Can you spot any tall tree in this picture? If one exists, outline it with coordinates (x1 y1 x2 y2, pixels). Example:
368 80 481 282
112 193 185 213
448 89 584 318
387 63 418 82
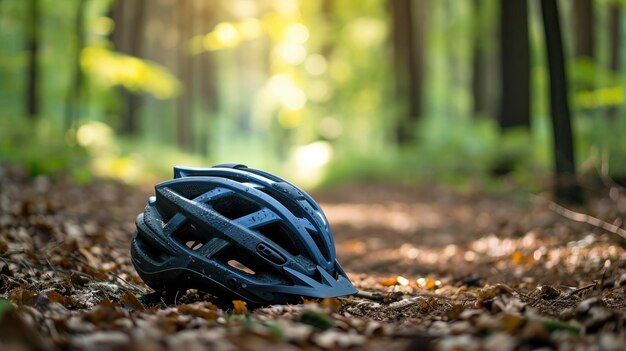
541 0 583 203
25 0 40 119
472 0 487 117
177 0 194 151
607 2 621 120
390 0 426 144
574 0 594 59
65 0 87 131
499 0 530 130
196 0 218 155
111 0 146 135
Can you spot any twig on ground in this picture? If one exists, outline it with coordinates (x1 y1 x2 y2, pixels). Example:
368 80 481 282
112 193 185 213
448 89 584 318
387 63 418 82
415 292 453 301
108 271 146 294
548 201 626 240
513 289 537 303
561 282 597 300
0 249 26 257
71 253 145 294
354 290 384 301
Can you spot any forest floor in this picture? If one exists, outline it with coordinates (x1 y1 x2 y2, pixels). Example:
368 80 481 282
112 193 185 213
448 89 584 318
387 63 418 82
1 165 626 351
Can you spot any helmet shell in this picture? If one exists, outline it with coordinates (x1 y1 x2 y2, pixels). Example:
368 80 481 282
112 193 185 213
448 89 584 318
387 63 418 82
130 164 356 305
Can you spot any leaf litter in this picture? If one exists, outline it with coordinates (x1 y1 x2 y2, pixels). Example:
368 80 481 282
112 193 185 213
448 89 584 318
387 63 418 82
1 166 626 350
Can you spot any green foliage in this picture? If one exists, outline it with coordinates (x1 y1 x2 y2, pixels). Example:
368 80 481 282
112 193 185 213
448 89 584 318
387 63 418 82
323 117 541 190
1 0 625 192
297 311 333 331
0 299 13 321
0 118 90 179
82 47 180 99
577 113 626 178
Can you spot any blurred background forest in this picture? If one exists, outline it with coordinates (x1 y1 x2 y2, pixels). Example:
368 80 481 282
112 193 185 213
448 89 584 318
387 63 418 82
0 0 625 197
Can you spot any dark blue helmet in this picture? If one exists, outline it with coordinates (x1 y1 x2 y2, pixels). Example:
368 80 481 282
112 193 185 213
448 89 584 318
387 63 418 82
130 163 356 305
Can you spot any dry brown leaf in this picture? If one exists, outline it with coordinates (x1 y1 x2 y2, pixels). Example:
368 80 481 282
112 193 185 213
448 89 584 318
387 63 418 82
78 247 101 266
178 302 219 320
80 263 107 280
25 250 40 264
8 287 38 306
511 250 523 265
47 290 77 307
379 276 398 286
417 277 441 290
500 314 525 332
322 298 342 312
478 284 514 301
0 237 8 254
0 307 50 350
119 292 144 311
84 299 127 328
511 250 534 266
445 304 466 320
232 300 248 314
301 297 317 304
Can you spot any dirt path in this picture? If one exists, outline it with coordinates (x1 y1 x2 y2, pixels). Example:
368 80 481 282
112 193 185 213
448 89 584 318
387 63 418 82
1 168 625 350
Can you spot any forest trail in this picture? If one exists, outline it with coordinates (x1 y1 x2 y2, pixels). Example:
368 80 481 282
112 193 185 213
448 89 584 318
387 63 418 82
1 167 625 350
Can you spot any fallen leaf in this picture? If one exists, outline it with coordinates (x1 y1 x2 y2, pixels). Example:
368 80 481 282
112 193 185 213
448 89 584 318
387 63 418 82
417 277 441 290
119 292 144 311
80 264 107 280
178 302 219 320
8 288 38 306
500 314 525 332
0 237 8 254
322 298 342 312
84 299 127 328
232 300 247 314
512 250 523 265
0 307 50 349
379 276 398 286
47 290 77 308
445 304 466 320
478 284 514 301
78 247 101 266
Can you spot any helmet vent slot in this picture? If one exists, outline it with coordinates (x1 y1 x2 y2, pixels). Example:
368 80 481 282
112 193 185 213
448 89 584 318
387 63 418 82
257 223 299 256
307 229 330 261
173 223 212 251
227 260 256 275
211 195 262 220
186 241 204 251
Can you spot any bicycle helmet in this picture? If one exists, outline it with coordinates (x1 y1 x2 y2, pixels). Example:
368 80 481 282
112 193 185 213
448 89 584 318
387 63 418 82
130 163 357 305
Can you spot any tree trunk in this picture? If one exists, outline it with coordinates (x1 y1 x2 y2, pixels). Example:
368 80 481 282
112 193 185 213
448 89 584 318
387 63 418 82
64 0 87 131
540 0 583 204
471 0 486 117
112 0 146 135
196 0 218 155
391 0 425 144
574 0 594 59
25 0 40 119
607 3 621 120
499 0 530 130
177 0 193 151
